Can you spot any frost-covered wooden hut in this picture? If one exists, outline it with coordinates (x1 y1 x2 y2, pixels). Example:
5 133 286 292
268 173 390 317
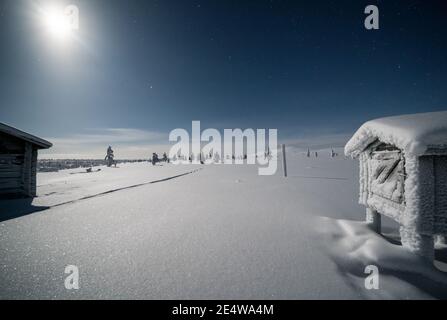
345 111 447 260
0 123 52 198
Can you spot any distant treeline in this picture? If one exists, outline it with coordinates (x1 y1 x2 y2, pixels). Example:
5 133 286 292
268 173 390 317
38 159 149 172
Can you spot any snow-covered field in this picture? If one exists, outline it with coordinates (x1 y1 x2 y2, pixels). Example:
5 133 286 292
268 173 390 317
1 151 446 299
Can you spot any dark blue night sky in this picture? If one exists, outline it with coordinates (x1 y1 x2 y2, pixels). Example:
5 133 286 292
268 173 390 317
0 0 446 157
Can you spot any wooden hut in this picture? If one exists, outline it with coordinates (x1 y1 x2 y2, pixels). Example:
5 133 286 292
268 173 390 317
345 111 447 260
0 123 52 198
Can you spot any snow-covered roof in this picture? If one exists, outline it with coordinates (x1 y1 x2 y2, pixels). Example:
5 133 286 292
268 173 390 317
0 122 52 149
345 111 447 158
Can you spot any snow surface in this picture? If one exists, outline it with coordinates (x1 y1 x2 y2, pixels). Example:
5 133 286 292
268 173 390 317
318 218 447 299
0 152 446 299
345 111 447 158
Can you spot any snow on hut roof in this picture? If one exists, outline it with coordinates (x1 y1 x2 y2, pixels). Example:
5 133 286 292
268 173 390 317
0 122 52 149
345 111 447 158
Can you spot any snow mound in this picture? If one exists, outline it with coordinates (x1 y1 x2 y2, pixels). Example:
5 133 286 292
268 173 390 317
345 111 447 158
317 217 447 299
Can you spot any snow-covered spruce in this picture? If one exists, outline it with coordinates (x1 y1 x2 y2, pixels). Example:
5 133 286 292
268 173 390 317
345 111 447 260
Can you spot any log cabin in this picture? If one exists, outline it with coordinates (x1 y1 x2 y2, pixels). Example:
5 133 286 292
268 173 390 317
345 111 447 261
0 123 52 198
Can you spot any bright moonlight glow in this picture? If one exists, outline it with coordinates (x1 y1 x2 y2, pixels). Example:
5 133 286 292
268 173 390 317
41 7 72 41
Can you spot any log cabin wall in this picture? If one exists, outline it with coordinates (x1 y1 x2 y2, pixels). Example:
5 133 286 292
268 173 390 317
22 142 33 197
0 131 26 197
31 147 37 196
434 156 447 235
413 155 447 236
416 156 436 235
